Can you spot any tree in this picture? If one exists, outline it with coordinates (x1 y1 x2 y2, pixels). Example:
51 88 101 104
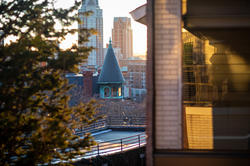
0 0 99 165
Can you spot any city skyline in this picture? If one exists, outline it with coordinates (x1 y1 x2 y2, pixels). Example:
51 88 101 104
57 0 147 56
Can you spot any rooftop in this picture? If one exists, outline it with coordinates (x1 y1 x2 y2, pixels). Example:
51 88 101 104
98 40 125 83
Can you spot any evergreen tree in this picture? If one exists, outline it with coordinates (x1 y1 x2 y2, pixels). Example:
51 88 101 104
0 0 99 165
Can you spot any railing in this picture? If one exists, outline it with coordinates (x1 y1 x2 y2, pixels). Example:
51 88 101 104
74 119 107 136
106 116 146 128
83 133 146 158
74 116 146 136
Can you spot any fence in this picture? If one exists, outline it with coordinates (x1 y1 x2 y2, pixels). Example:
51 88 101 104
74 115 146 136
74 119 108 136
83 133 146 158
106 116 146 128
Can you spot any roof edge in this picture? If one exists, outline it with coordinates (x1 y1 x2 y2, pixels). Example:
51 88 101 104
98 82 124 84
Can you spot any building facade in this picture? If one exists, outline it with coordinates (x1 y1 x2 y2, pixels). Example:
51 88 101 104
131 0 250 165
78 0 104 67
112 17 133 59
120 57 146 102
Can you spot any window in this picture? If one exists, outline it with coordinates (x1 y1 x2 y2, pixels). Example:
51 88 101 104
182 29 250 150
104 87 110 97
112 87 117 97
118 87 122 96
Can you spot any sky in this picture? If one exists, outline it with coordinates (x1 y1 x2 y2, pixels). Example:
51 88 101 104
57 0 147 56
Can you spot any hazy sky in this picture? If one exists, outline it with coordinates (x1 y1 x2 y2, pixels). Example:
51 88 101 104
57 0 147 55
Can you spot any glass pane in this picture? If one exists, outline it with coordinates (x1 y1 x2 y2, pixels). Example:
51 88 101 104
182 29 250 150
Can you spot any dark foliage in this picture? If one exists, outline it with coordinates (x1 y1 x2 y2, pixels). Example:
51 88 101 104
0 0 99 165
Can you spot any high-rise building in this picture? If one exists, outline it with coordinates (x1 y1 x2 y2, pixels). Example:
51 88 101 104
78 0 104 67
112 17 133 59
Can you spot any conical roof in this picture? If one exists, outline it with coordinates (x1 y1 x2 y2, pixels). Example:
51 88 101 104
98 40 125 83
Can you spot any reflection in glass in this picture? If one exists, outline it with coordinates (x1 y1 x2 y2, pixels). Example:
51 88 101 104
182 29 250 150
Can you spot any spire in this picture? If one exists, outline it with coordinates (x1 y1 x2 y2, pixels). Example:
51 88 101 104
109 38 112 48
98 41 125 83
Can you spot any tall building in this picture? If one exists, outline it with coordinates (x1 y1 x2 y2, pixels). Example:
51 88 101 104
78 0 104 67
112 17 133 59
131 1 250 166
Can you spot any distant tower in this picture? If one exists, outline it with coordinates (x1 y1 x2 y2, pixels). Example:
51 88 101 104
98 39 125 99
78 0 104 67
112 17 133 59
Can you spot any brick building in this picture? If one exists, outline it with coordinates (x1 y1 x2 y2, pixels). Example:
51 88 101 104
120 57 146 102
66 71 99 104
131 0 250 166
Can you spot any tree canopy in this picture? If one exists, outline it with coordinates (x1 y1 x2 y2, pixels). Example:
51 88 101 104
0 0 98 165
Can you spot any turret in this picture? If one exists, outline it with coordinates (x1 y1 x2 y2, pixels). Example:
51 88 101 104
98 39 125 99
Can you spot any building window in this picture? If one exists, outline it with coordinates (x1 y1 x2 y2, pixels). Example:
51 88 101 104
104 87 110 97
118 87 122 96
112 87 117 97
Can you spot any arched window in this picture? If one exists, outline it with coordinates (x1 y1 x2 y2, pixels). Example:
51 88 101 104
104 87 110 97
